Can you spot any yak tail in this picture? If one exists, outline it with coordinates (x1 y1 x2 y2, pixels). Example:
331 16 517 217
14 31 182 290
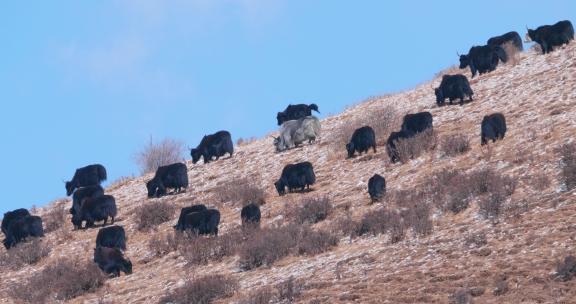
494 46 508 63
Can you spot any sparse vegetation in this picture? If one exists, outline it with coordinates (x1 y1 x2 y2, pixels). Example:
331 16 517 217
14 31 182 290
135 137 184 174
179 231 241 265
560 143 576 191
395 130 437 163
440 133 470 157
449 289 473 304
289 196 332 225
213 177 266 206
296 226 338 256
277 276 303 302
0 238 50 270
160 275 238 304
43 203 67 233
148 231 181 257
135 201 176 231
9 258 105 303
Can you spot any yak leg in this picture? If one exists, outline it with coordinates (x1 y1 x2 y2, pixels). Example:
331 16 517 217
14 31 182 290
373 145 377 153
111 216 115 224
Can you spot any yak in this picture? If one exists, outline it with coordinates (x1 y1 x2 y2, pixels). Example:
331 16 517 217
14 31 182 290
95 225 126 251
481 113 507 145
487 31 524 52
65 164 107 196
277 103 320 125
174 204 208 231
94 246 132 277
435 74 474 106
368 174 386 203
146 162 189 198
241 203 261 227
459 45 507 78
70 185 104 216
386 130 414 163
346 126 376 158
401 112 433 134
190 131 234 164
275 162 316 196
526 20 574 54
274 116 321 152
180 209 221 236
2 208 30 235
72 195 117 229
3 215 44 249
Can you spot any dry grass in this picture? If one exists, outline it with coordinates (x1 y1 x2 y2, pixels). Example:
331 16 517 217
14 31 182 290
296 226 338 256
395 130 437 163
135 137 184 174
440 133 471 157
179 231 242 266
0 238 51 270
502 41 521 66
213 177 266 206
43 203 67 233
560 143 576 191
237 136 258 147
8 258 105 303
134 201 176 231
147 231 181 257
555 255 576 281
106 175 135 192
288 196 333 225
160 275 238 304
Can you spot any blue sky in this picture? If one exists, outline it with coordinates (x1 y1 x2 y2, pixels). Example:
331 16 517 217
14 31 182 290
0 1 574 215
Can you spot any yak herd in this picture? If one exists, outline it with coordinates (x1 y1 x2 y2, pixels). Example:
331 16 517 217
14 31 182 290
1 20 573 278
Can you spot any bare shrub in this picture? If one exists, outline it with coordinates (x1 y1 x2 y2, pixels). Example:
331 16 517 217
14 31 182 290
465 232 488 248
148 231 180 257
135 137 184 174
395 130 437 163
333 215 362 239
529 173 551 191
556 255 576 281
180 231 241 266
479 192 506 219
277 276 303 302
43 204 67 233
161 275 238 304
296 227 338 256
449 289 473 304
239 287 275 304
134 201 176 231
403 202 433 236
214 177 266 206
289 197 333 225
330 105 399 151
239 225 299 270
560 143 576 191
440 134 470 157
1 238 50 270
9 258 105 303
358 209 405 242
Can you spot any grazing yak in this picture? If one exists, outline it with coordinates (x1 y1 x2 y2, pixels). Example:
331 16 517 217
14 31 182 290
174 204 208 231
178 209 221 236
2 208 30 235
275 162 316 196
241 203 261 227
459 45 507 78
190 131 234 164
94 246 132 277
487 31 524 52
3 215 44 249
435 74 474 106
274 116 321 152
146 162 188 198
346 126 376 158
386 130 414 163
65 164 107 196
401 112 433 134
368 174 386 203
481 113 507 145
72 195 117 229
96 225 126 251
526 20 574 54
277 104 320 125
70 185 104 216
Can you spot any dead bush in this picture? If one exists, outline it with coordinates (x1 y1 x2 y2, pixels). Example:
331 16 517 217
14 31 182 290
239 287 275 304
161 275 238 304
555 255 576 281
464 232 488 248
296 227 338 256
333 215 362 239
2 238 51 270
277 276 303 302
9 258 105 303
440 134 470 157
358 209 405 243
529 173 551 191
43 204 67 233
134 201 176 231
148 231 181 257
135 137 184 174
560 143 576 191
239 225 300 270
395 130 437 163
289 197 333 225
214 177 266 206
479 192 506 220
403 202 433 236
180 231 241 265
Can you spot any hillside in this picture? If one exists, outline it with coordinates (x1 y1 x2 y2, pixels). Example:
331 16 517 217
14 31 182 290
1 43 576 304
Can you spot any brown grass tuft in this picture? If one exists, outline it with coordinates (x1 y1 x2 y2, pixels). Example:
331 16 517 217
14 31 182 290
560 143 576 191
440 133 471 157
135 137 184 174
288 196 333 225
134 201 176 231
395 130 437 163
43 203 68 233
0 238 51 270
161 275 238 304
213 177 266 206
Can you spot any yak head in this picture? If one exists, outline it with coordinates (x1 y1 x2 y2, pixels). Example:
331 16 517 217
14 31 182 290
458 54 470 69
345 142 355 158
122 258 133 275
309 103 320 113
525 28 536 42
273 136 286 152
274 180 286 196
190 148 203 164
434 88 444 104
276 112 287 126
65 181 75 196
146 179 161 198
